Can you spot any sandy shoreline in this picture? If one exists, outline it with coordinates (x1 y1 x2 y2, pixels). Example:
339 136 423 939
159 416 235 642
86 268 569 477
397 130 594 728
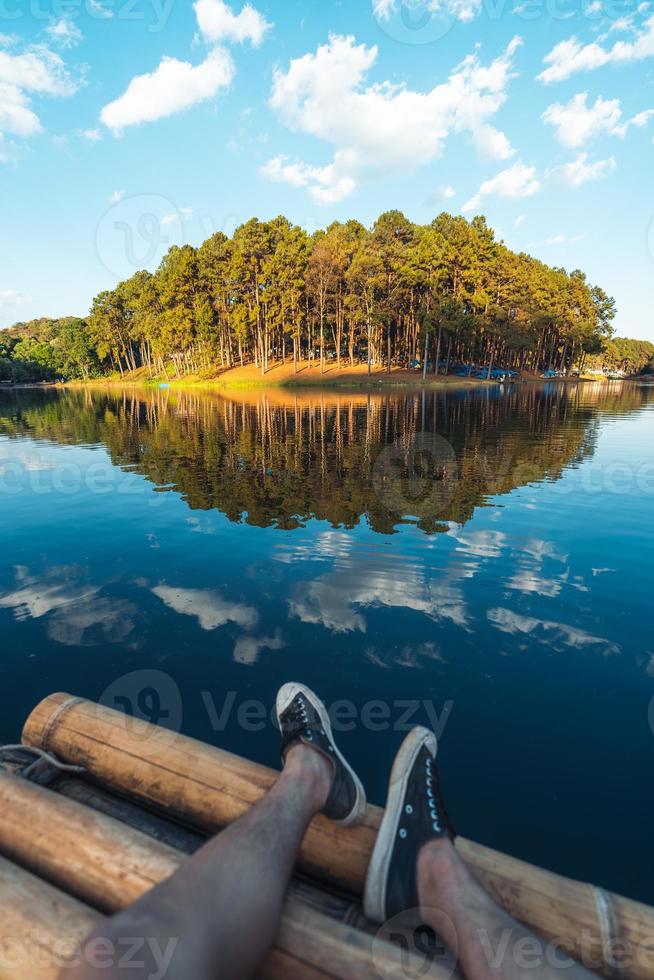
51 360 621 392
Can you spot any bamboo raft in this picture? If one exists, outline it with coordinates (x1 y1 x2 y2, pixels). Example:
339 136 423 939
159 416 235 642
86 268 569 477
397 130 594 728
0 693 652 979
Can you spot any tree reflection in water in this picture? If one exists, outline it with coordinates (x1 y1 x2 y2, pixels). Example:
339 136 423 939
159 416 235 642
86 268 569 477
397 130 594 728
0 382 646 533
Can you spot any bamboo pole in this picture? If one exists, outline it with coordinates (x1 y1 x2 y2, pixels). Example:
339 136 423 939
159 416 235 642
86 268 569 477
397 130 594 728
23 693 654 980
0 769 180 913
0 854 100 979
0 770 446 980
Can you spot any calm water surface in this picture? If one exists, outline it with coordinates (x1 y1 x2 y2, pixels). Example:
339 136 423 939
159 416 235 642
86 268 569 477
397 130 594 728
1 383 653 902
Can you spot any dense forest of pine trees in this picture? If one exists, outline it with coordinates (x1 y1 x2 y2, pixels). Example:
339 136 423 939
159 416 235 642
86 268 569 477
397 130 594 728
1 210 651 385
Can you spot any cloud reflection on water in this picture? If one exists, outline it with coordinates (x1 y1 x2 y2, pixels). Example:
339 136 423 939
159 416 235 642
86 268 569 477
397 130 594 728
0 566 137 647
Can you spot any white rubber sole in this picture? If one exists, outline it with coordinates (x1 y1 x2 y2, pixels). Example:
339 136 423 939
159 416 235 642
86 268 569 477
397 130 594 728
276 682 367 828
363 726 437 923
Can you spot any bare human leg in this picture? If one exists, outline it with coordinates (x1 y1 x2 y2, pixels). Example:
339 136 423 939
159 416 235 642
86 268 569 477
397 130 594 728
417 837 596 980
67 682 367 980
67 744 331 980
365 728 596 980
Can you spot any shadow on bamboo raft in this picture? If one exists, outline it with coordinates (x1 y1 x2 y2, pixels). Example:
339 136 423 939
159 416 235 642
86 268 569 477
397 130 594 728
0 692 651 979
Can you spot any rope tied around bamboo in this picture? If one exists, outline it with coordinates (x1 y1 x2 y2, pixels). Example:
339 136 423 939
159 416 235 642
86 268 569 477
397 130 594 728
0 744 86 780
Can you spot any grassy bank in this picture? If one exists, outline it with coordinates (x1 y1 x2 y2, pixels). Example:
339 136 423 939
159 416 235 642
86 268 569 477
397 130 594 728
64 361 597 391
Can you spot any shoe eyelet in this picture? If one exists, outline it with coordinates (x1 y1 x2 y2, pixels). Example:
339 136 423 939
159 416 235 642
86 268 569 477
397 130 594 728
405 804 413 815
399 828 407 839
426 777 432 788
432 820 441 833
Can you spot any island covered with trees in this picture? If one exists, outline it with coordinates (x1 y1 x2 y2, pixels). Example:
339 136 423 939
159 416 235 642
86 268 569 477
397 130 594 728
1 211 652 384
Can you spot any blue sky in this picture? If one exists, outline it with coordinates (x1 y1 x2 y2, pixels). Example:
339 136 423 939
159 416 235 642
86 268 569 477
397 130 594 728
1 0 652 339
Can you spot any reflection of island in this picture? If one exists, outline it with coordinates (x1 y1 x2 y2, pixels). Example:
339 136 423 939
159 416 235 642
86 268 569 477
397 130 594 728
0 383 648 534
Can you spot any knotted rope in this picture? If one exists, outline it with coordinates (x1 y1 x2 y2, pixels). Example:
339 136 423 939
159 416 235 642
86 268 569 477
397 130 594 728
0 744 86 779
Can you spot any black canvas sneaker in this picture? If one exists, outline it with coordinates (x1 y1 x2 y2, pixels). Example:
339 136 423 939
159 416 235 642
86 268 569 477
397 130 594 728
364 726 454 922
276 682 367 827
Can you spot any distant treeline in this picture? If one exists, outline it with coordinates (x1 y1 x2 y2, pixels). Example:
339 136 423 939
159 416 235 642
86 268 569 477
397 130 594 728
1 210 651 384
594 336 654 375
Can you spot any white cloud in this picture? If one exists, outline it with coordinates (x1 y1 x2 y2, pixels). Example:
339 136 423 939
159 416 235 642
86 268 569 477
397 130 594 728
0 45 76 95
543 92 620 146
487 607 620 656
629 108 654 128
261 155 356 204
0 83 42 137
373 0 482 24
538 13 654 83
79 127 102 141
0 43 77 154
0 567 136 648
288 553 471 634
194 0 272 46
607 14 636 33
514 213 526 226
161 208 193 226
449 528 507 558
100 47 234 134
545 232 585 244
46 17 83 49
263 34 521 203
547 151 617 187
463 160 540 212
233 630 284 665
88 0 114 17
424 182 457 207
152 585 258 631
0 288 31 308
543 91 654 147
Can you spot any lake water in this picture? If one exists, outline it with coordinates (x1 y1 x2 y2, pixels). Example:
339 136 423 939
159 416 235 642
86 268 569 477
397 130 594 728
1 382 653 904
